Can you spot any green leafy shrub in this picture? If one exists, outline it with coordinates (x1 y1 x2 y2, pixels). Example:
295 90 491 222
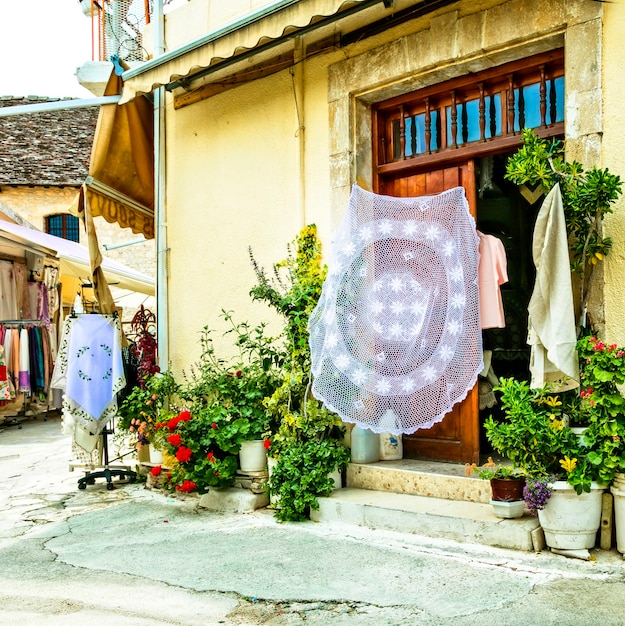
250 225 350 521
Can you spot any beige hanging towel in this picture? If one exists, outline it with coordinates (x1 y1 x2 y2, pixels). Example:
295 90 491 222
527 183 579 391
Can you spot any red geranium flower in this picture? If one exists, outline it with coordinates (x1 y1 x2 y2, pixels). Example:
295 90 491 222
167 417 180 432
211 422 218 429
176 446 193 463
263 439 271 449
207 451 216 463
167 433 182 446
151 465 162 477
178 410 192 421
176 479 197 493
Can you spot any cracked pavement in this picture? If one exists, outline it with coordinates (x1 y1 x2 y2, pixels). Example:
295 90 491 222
3 416 625 625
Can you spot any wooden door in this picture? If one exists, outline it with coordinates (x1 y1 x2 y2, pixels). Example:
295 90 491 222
377 162 479 464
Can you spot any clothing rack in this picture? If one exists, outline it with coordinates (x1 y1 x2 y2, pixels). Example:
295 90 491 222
0 319 57 429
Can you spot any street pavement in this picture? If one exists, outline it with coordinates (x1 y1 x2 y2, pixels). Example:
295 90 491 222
3 416 625 625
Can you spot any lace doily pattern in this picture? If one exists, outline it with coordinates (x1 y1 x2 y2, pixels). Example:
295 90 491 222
309 185 483 435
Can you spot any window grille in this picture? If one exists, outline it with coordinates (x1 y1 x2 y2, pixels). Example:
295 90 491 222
374 50 564 171
46 214 80 243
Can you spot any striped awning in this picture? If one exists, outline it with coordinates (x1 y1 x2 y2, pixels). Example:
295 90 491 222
119 0 395 104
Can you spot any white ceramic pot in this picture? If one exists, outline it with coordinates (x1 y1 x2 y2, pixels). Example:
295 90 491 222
150 447 164 464
537 480 605 550
239 439 267 473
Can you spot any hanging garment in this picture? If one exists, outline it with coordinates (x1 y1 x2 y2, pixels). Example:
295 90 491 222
0 260 18 320
51 314 125 437
0 345 11 401
477 231 508 329
527 183 579 391
308 184 483 435
18 327 30 394
14 263 28 320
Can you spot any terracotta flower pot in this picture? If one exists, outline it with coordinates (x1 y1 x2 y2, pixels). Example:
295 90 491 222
490 477 526 502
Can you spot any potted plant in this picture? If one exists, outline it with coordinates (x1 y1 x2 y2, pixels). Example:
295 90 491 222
484 377 605 550
569 334 625 554
250 225 350 521
170 311 283 486
116 369 180 462
469 458 526 518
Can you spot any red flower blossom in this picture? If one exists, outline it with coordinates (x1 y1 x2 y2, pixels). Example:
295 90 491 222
178 410 192 421
176 446 193 463
176 479 197 493
167 433 182 446
263 439 271 449
151 465 162 477
211 422 218 429
235 370 242 378
167 417 180 432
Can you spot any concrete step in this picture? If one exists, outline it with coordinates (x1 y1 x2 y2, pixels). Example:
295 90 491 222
347 459 492 503
311 487 543 552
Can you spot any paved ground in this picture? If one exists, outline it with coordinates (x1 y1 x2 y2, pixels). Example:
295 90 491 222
3 416 625 625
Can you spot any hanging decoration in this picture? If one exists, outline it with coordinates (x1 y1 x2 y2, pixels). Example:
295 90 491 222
308 184 482 435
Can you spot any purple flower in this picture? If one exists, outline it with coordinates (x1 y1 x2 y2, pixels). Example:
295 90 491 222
523 476 555 515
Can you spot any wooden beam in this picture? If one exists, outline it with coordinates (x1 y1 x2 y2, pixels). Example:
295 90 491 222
174 52 294 110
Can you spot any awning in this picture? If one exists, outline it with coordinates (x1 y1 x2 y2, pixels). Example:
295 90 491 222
72 70 155 238
0 220 155 296
119 0 395 104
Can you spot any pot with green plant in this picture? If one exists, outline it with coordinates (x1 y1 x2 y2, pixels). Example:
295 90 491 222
572 334 625 553
470 458 526 518
176 311 283 480
116 369 180 463
484 377 605 550
250 225 350 521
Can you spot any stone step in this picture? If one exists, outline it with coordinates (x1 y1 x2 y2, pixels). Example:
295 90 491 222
347 460 492 504
311 487 543 552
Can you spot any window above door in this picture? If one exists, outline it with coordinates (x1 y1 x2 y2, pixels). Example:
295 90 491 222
373 49 564 177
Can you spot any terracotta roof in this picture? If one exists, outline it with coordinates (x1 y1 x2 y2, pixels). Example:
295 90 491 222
0 96 99 187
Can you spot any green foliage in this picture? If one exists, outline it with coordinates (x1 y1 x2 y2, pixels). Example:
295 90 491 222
158 410 241 492
268 438 350 522
505 128 622 324
471 460 524 480
575 334 625 484
116 370 180 448
249 225 332 434
250 225 350 521
178 310 283 441
483 378 594 494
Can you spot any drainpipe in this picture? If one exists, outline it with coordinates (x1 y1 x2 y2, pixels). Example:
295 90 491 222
293 36 306 230
154 0 169 371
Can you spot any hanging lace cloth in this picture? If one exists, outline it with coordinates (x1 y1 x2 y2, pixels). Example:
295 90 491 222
51 313 126 438
309 184 483 435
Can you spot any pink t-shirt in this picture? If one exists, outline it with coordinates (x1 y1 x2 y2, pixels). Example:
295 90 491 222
478 231 508 329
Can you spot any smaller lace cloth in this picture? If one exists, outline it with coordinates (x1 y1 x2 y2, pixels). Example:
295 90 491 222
308 185 483 435
51 314 125 437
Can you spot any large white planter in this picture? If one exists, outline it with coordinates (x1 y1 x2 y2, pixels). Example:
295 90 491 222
537 480 605 550
239 440 267 473
611 473 625 553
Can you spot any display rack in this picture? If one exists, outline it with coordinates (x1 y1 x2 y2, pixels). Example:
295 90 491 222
77 422 137 490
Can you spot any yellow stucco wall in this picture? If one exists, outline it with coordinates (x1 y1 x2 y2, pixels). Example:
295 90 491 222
158 0 625 374
166 68 307 370
601 2 625 345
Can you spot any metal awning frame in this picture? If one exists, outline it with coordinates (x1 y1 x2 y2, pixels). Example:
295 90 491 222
122 0 394 94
